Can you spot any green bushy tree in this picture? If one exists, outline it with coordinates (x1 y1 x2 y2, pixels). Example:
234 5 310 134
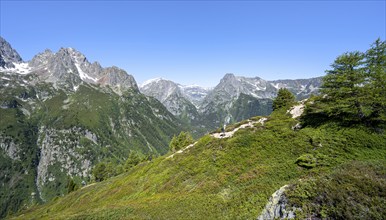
272 88 295 111
364 39 386 125
92 162 117 182
321 51 366 122
169 131 194 152
66 177 78 193
125 151 141 170
303 39 386 127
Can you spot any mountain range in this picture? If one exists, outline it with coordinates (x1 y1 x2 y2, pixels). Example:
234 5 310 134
140 73 321 132
1 36 321 217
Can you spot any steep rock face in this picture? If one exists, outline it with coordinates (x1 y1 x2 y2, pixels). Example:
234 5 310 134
0 37 23 68
36 126 95 201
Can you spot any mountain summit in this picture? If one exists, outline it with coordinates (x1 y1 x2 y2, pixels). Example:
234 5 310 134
0 36 23 68
27 47 139 92
140 78 201 126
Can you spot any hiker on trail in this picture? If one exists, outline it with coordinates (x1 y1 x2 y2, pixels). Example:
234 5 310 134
221 124 226 137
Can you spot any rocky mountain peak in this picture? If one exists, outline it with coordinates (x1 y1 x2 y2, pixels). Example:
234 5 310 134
140 78 182 103
20 46 138 92
0 36 23 68
98 66 139 92
221 73 237 83
29 49 54 67
57 47 86 63
139 78 200 117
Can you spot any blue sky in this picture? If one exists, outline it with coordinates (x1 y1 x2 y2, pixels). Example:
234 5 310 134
1 1 385 87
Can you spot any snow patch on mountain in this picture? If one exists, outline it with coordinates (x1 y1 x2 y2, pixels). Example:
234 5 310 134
75 63 97 82
0 62 32 74
141 78 164 88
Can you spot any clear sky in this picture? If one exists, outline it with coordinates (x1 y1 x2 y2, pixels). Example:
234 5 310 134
1 1 385 87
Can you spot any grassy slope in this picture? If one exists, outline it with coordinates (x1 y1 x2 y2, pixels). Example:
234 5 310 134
11 110 386 219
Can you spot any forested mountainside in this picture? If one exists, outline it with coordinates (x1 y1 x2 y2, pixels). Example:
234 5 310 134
0 37 182 217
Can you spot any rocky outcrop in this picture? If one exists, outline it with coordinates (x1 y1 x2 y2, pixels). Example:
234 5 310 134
36 126 96 201
257 185 299 220
0 36 23 68
288 100 307 119
0 134 20 160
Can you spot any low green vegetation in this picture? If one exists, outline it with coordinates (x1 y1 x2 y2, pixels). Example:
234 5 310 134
286 161 386 219
92 151 154 182
10 110 386 219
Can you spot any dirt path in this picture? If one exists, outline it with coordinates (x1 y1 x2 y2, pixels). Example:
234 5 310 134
166 142 198 159
166 117 268 159
211 117 267 139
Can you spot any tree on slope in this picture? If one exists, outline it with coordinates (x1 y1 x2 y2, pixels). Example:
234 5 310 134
364 38 386 126
125 151 141 170
169 131 194 152
272 88 295 111
303 39 386 127
321 51 366 123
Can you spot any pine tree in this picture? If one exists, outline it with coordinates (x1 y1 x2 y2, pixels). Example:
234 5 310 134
321 51 366 123
364 38 386 125
303 39 386 128
92 162 107 182
272 88 295 111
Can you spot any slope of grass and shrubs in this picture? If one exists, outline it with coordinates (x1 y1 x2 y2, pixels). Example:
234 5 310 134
8 39 386 219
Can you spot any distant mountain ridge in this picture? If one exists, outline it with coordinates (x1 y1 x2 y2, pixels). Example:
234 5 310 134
141 73 322 130
140 78 211 107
